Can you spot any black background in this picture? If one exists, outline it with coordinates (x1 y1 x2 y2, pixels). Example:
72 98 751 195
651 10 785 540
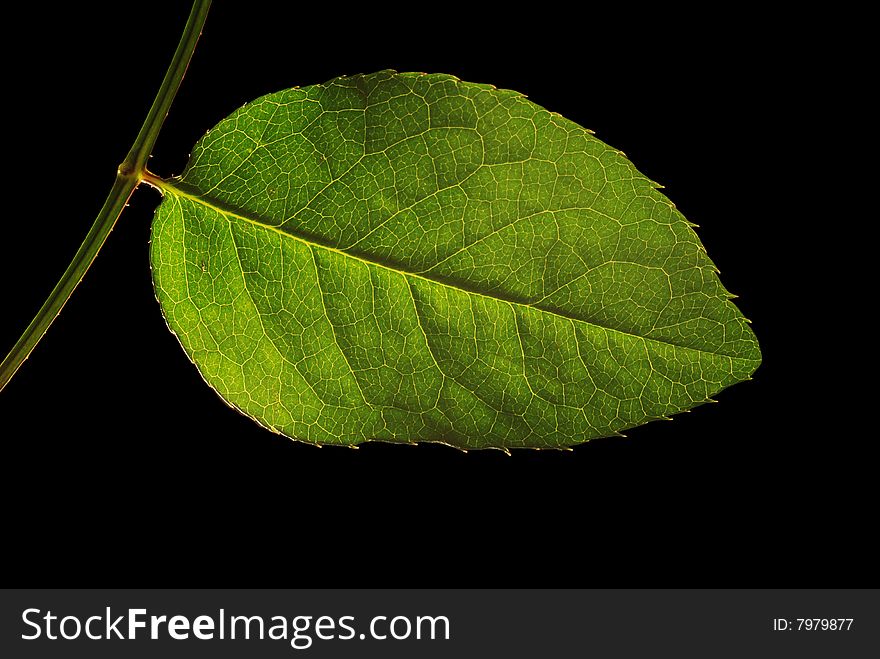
1 3 866 585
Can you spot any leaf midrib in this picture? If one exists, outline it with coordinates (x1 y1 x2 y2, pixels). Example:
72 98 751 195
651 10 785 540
157 178 754 363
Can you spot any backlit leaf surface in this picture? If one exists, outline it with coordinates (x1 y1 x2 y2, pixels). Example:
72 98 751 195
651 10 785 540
150 71 760 448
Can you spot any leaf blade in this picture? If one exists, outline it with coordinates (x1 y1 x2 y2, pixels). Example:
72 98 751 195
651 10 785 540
150 71 759 448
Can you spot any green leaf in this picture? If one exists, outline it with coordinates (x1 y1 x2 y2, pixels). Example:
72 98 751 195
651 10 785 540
149 70 760 449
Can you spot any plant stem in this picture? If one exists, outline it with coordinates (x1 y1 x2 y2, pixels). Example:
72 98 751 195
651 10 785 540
0 0 211 392
0 0 211 390
120 0 212 179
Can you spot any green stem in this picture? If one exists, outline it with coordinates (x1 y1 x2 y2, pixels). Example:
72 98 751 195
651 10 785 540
0 0 211 392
